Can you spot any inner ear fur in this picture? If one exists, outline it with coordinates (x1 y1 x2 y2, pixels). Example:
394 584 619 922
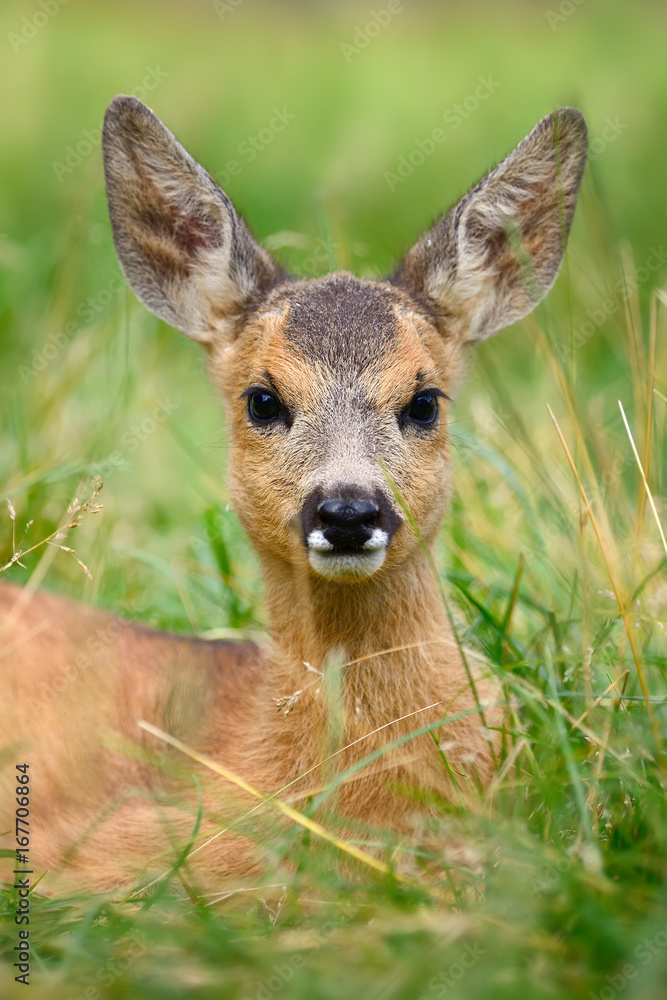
102 95 279 343
393 107 588 341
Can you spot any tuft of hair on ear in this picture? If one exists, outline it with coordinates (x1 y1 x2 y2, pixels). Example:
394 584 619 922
102 95 280 343
393 107 588 341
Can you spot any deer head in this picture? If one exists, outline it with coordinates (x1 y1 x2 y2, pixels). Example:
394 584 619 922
102 97 587 584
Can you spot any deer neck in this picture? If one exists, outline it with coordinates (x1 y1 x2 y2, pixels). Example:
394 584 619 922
261 548 460 724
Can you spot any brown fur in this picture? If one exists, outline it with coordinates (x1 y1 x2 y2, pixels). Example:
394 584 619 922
0 99 587 892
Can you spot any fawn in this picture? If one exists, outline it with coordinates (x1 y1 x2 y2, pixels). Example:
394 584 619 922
0 99 587 892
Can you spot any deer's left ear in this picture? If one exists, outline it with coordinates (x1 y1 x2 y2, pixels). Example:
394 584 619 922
393 108 588 341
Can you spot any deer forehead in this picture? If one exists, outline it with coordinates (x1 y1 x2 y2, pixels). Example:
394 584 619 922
224 273 446 409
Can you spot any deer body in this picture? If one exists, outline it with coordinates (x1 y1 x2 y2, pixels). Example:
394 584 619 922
0 99 587 891
1 520 493 890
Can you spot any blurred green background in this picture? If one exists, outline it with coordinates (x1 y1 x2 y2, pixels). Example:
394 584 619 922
1 2 667 999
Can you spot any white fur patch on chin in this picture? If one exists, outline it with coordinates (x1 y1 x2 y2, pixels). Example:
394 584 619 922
308 547 386 580
307 529 333 552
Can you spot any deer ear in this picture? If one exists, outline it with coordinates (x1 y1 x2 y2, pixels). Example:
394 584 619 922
102 95 279 343
394 108 588 341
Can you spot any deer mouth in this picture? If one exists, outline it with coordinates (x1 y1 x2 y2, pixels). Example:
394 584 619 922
306 527 388 580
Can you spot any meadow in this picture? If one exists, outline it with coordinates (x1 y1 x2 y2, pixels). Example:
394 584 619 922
1 1 666 997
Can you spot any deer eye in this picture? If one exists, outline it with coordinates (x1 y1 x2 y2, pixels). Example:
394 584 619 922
248 389 281 423
405 391 439 426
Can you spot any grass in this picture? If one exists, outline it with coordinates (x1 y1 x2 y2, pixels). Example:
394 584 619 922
1 1 666 997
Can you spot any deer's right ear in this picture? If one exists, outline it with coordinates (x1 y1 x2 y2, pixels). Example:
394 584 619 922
102 96 279 343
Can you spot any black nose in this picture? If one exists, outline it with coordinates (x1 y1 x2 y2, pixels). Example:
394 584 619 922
301 486 400 556
317 498 380 529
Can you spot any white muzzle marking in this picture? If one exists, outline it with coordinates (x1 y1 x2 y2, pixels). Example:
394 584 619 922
307 529 333 553
362 527 388 551
306 527 387 580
